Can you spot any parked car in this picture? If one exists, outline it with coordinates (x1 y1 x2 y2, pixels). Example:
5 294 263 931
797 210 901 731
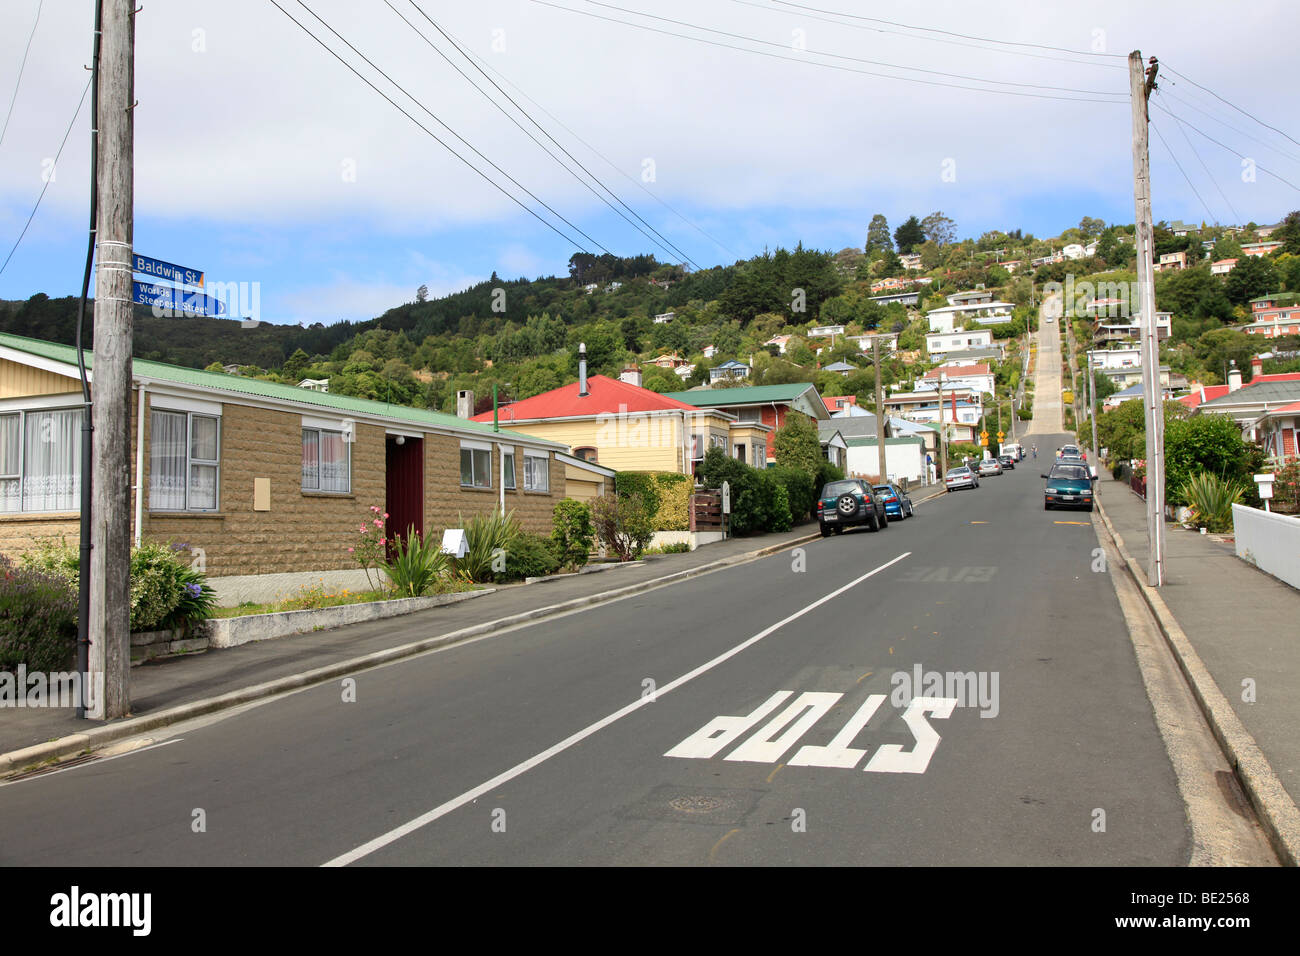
1057 443 1083 459
817 478 889 536
945 466 979 491
1042 461 1095 511
873 482 914 519
997 454 1016 470
977 458 1003 477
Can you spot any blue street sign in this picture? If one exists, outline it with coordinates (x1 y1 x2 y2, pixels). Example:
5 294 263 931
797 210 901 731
133 281 226 317
132 253 203 288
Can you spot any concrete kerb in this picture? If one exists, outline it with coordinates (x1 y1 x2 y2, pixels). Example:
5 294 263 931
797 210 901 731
0 528 822 778
1095 493 1300 867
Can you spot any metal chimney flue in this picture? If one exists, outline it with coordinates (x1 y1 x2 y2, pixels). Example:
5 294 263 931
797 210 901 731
578 342 588 396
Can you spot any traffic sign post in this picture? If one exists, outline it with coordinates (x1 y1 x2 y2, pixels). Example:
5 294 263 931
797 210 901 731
132 253 203 288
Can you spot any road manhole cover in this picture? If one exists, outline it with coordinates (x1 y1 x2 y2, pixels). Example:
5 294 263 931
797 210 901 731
620 784 762 826
669 795 726 814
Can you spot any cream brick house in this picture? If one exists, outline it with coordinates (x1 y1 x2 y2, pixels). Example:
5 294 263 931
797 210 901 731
0 333 566 602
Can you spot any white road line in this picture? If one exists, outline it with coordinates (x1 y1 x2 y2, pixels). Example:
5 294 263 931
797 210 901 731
322 550 912 867
0 737 184 787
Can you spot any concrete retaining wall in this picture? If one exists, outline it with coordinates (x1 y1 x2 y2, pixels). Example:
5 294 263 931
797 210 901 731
200 588 494 648
649 530 725 551
1233 504 1300 590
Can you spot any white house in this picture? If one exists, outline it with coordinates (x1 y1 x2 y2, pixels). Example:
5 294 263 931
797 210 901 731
926 301 1015 333
709 359 752 383
1062 243 1087 260
850 331 899 353
765 335 792 355
652 312 675 324
916 363 995 398
926 329 994 358
946 289 993 307
807 324 846 339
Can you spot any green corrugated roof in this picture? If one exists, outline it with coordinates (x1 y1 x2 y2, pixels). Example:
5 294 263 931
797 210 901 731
844 436 925 447
661 383 816 405
0 332 563 447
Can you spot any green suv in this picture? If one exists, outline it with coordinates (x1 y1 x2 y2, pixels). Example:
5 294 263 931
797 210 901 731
817 479 889 536
1042 461 1095 511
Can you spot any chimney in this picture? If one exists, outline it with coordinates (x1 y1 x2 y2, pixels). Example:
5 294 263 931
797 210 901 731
1250 356 1263 381
1227 360 1242 393
456 389 475 419
578 342 588 397
619 364 642 388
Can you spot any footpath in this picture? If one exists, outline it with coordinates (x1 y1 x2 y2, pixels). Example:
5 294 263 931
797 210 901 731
1095 476 1300 865
3 486 948 774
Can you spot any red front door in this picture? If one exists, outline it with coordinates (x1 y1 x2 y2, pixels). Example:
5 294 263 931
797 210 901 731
385 436 424 548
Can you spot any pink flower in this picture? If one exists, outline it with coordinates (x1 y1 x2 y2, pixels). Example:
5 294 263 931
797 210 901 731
382 512 389 519
347 547 354 553
360 525 367 532
373 518 383 527
379 537 386 546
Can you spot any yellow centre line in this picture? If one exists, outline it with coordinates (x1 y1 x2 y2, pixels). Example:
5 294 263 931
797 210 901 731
1054 520 1090 525
708 828 740 862
766 763 786 783
855 670 873 684
970 520 988 524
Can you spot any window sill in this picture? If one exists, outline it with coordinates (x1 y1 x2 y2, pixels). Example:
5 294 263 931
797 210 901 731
301 491 355 499
521 488 552 495
149 511 225 519
0 511 80 522
459 485 495 493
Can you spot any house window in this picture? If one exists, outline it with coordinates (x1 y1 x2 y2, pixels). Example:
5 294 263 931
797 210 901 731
302 427 350 493
503 450 516 489
573 446 598 463
523 453 549 492
735 443 746 463
151 410 220 511
689 434 705 474
460 442 491 488
0 408 83 513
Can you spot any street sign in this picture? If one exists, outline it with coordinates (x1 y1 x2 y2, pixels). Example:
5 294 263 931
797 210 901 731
721 480 731 514
980 430 989 440
997 431 1005 440
132 281 226 317
132 253 203 288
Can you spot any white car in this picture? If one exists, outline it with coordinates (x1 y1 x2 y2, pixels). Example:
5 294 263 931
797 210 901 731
945 466 979 491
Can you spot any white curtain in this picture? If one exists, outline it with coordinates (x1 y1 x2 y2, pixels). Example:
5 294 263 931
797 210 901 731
302 429 320 489
22 408 82 512
0 413 21 512
150 410 188 510
321 431 348 492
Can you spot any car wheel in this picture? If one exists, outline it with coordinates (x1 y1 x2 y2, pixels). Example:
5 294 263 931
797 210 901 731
833 525 844 535
820 523 832 538
1086 503 1094 512
1044 501 1051 510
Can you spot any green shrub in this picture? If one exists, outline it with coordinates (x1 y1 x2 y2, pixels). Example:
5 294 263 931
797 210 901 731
455 509 521 582
1164 413 1252 505
0 555 78 672
1179 472 1247 533
650 472 691 531
19 538 215 633
772 414 824 479
613 472 662 516
772 466 815 522
591 492 656 561
551 499 595 571
696 448 791 534
502 532 561 580
383 526 450 597
815 459 845 489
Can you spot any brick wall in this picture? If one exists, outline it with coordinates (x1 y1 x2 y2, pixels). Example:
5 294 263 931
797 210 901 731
0 393 564 576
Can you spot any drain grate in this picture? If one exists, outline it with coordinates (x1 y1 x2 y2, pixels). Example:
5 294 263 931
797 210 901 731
7 752 100 782
620 784 762 826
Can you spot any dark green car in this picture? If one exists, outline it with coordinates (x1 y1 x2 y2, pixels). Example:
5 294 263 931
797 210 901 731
1042 461 1095 511
817 479 888 536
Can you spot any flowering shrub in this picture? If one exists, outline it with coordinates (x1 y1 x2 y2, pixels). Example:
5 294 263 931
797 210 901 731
348 505 390 591
0 554 79 671
17 539 215 634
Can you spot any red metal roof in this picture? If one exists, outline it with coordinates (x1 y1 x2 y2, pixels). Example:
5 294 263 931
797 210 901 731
469 374 700 423
1178 372 1300 409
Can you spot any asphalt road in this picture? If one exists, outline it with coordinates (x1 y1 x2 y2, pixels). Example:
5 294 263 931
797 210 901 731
0 445 1195 866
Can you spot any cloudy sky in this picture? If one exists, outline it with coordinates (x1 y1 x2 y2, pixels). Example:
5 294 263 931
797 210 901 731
1 0 1297 325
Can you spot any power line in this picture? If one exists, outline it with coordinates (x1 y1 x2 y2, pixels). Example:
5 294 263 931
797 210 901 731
0 74 90 280
729 0 1124 70
0 0 43 149
529 1 1128 105
1157 84 1300 167
566 0 1126 97
1164 95 1242 225
772 0 1128 60
453 39 741 260
271 0 603 253
1153 102 1300 194
391 0 702 271
1161 63 1300 149
1150 116 1217 225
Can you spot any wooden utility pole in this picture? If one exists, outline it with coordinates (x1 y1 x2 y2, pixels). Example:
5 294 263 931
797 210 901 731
88 0 135 719
873 336 887 482
937 371 947 481
1089 351 1100 464
1130 50 1165 587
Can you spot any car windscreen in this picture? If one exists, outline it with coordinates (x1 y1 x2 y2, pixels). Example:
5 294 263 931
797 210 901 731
872 485 893 494
1050 465 1089 481
822 481 860 496
948 467 969 476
